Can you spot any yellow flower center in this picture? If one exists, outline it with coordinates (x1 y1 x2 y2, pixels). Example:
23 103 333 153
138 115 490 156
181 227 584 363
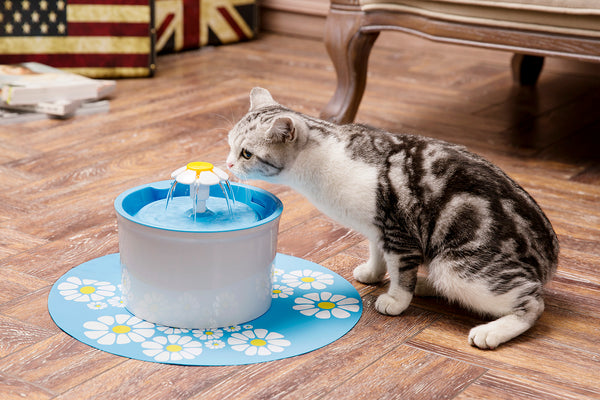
205 331 213 336
300 277 315 283
318 301 335 310
250 339 267 347
166 344 183 352
112 325 131 334
79 286 96 294
186 161 213 178
272 289 282 294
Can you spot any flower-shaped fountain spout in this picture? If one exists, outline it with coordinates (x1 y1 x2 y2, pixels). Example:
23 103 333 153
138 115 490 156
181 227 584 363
170 162 230 214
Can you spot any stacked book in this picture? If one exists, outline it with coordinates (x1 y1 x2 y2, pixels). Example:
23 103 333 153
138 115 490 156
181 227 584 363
0 62 116 124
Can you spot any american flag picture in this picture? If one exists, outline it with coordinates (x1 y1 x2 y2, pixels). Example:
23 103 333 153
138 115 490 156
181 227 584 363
0 0 155 78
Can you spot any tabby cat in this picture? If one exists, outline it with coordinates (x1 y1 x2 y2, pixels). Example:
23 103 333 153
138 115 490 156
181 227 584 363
226 88 559 349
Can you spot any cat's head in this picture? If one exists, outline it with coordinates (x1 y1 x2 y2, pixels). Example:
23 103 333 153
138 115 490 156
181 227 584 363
226 87 307 182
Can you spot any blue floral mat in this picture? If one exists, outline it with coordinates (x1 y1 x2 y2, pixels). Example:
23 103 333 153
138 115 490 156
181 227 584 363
48 253 362 365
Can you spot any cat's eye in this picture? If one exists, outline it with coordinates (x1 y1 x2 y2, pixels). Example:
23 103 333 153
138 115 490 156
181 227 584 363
240 149 253 160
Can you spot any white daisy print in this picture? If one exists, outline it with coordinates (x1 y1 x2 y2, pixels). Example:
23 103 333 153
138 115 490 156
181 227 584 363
272 284 293 299
281 269 334 290
157 326 190 335
228 329 291 356
142 335 203 362
58 277 116 302
83 314 155 345
108 296 126 308
87 302 107 310
205 339 226 350
223 325 242 333
192 328 224 340
293 292 360 319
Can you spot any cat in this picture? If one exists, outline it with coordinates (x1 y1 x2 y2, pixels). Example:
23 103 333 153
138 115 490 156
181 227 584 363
226 87 559 349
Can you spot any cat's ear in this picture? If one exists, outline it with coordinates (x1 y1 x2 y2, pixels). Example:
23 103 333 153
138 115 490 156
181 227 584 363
266 116 296 143
249 87 276 111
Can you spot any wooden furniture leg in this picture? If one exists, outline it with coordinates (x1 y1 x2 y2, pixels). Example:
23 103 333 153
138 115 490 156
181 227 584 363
512 54 545 86
320 8 379 124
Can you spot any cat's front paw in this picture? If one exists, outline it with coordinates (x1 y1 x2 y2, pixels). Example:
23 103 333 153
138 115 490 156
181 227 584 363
375 293 411 316
353 263 385 284
468 324 503 350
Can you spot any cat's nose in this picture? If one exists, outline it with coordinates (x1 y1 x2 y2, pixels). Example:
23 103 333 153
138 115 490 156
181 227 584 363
227 162 234 170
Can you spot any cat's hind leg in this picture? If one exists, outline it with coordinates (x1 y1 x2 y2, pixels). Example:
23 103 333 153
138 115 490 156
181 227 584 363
353 241 387 284
468 292 544 349
375 250 421 315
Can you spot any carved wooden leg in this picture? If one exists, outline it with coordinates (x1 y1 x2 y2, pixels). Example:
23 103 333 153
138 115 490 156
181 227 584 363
511 54 545 86
320 8 379 124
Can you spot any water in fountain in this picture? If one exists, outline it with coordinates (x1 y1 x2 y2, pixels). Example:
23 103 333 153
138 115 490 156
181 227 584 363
137 173 257 231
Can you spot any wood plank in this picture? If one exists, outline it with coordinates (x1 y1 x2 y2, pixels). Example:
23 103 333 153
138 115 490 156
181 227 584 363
406 315 600 398
457 371 597 400
0 334 126 394
324 345 485 399
0 373 55 400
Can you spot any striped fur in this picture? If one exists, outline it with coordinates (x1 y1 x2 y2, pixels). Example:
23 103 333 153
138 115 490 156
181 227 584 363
226 88 559 349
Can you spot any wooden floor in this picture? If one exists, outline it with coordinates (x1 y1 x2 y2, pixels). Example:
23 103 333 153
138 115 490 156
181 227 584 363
1 32 599 399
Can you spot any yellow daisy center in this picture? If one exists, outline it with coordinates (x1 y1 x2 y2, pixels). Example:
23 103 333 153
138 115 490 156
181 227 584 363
318 301 335 310
79 286 96 294
166 344 183 352
300 277 315 283
272 289 282 294
112 325 131 334
250 339 267 347
186 161 213 178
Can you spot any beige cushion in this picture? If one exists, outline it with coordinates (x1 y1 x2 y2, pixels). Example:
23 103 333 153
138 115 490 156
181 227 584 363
360 0 600 37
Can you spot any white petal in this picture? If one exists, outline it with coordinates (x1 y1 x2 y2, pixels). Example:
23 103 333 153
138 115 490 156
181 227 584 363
82 279 97 285
300 308 319 316
128 332 145 343
116 334 131 344
134 329 156 338
257 347 271 356
176 169 197 185
98 333 116 345
153 336 168 345
315 310 331 319
170 352 183 361
267 345 285 353
143 349 161 357
83 321 108 331
228 337 247 346
339 305 360 313
231 344 249 352
74 295 90 302
114 314 130 325
155 352 170 362
142 341 163 350
331 308 351 319
98 316 115 325
337 298 359 306
66 277 83 285
212 166 229 180
184 347 203 356
267 339 291 347
198 171 220 186
304 293 321 301
171 165 187 178
57 282 78 290
265 332 284 340
254 329 268 339
245 346 258 356
84 330 106 340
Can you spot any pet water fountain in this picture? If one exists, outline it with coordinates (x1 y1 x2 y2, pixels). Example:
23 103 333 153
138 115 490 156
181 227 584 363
114 162 283 329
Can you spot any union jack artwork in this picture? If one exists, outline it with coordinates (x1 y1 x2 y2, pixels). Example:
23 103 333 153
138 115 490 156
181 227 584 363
0 0 156 78
155 0 256 54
